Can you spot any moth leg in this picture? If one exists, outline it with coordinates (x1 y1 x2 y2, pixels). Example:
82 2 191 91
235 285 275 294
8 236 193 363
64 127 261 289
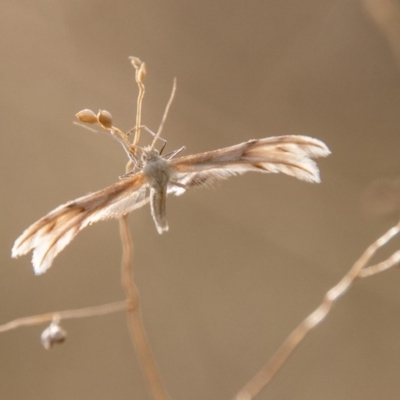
119 169 138 179
163 146 186 160
119 158 141 179
156 140 167 155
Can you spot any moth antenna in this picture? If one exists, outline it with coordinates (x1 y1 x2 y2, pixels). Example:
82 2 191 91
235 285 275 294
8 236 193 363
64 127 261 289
151 78 177 150
128 125 168 151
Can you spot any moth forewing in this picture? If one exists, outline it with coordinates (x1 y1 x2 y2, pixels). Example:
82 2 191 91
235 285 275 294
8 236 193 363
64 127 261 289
12 173 149 274
168 135 330 188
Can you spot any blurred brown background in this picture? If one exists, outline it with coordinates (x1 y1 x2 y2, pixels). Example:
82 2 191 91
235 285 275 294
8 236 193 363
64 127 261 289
2 1 400 399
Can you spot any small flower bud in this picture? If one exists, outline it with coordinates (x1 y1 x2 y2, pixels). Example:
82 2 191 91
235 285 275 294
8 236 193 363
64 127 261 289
41 322 67 350
75 109 97 124
97 109 113 129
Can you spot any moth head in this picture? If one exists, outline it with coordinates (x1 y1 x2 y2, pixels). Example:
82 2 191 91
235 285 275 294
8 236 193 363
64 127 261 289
141 147 159 163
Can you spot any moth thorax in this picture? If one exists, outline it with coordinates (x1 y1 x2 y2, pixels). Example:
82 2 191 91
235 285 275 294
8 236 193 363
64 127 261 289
142 155 171 190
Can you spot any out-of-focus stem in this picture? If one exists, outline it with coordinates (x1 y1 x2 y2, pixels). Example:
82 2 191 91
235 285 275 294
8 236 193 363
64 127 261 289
119 215 171 400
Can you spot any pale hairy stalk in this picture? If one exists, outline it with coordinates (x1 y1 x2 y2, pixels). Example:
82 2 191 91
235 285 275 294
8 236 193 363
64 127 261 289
129 57 146 147
363 0 400 70
234 220 400 400
119 213 171 400
0 301 127 333
134 81 145 147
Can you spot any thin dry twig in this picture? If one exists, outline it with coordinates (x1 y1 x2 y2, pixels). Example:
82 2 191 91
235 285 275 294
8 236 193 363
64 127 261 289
234 220 400 400
0 301 128 333
130 56 146 147
359 249 400 277
119 214 171 400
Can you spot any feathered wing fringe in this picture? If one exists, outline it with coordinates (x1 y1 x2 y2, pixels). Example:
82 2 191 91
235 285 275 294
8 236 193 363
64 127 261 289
169 136 330 192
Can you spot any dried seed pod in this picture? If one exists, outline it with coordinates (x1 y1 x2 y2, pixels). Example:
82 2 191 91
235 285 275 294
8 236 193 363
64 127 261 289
97 109 113 129
75 109 98 124
41 322 67 350
129 56 143 69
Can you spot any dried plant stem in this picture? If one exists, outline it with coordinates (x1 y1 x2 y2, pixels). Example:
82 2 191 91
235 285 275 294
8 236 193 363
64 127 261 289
358 249 400 277
0 301 127 333
134 81 145 147
234 221 400 400
363 0 400 70
129 57 146 147
119 214 171 400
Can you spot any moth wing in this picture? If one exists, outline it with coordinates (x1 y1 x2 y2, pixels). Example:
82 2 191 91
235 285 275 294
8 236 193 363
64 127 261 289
168 135 330 194
12 173 149 274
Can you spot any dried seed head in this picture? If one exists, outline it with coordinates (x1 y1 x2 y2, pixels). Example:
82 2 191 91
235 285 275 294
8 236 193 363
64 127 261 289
129 56 143 69
75 109 98 124
41 322 67 350
97 109 113 129
129 56 146 83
